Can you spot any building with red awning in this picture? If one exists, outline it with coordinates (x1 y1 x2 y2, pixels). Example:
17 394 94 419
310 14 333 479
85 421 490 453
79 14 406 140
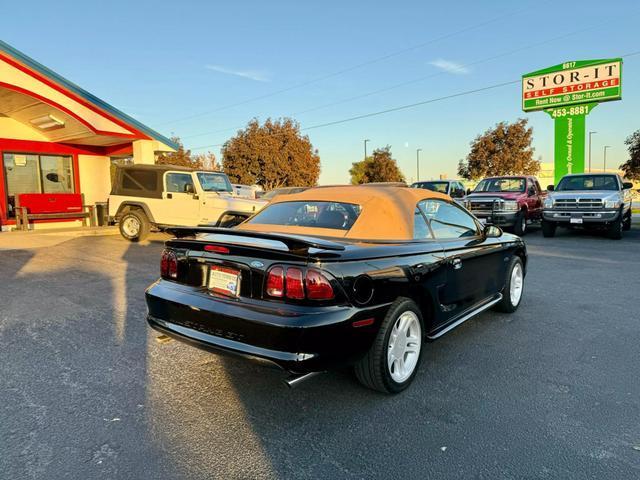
0 40 177 230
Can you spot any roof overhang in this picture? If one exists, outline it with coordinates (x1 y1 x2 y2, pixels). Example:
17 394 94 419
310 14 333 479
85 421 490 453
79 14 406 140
0 40 178 150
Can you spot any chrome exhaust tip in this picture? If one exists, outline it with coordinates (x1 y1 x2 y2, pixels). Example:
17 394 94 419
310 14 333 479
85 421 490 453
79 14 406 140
283 371 322 388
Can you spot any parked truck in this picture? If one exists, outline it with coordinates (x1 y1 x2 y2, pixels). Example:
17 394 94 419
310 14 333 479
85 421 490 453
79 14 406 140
464 176 545 236
542 173 633 239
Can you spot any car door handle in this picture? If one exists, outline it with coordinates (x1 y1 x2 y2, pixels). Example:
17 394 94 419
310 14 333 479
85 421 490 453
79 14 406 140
451 258 462 270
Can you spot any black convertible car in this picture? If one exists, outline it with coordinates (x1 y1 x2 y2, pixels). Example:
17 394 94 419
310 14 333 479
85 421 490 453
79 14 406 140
146 185 527 393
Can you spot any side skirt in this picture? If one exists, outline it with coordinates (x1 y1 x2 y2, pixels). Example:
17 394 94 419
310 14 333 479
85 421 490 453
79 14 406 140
427 293 503 340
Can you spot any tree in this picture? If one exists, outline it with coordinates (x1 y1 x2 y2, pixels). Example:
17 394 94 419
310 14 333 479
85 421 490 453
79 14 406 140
349 157 369 184
458 119 539 180
192 151 219 171
221 118 320 190
156 136 204 169
350 146 404 184
620 130 640 180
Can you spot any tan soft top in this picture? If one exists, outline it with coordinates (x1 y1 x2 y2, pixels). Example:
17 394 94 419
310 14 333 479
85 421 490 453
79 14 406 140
236 185 450 240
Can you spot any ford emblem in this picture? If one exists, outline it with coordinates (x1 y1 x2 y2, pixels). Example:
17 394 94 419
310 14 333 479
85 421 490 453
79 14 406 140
250 261 264 269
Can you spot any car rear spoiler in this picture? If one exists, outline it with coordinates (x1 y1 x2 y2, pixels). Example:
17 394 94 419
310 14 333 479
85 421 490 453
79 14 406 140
166 227 346 252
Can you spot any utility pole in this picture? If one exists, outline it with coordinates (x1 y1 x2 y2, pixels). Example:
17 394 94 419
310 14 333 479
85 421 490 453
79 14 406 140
416 148 422 181
363 139 370 160
588 131 597 172
603 145 612 172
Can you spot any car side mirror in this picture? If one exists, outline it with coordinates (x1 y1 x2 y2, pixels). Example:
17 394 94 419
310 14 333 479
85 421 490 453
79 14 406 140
547 185 555 191
184 183 195 194
622 181 633 189
527 187 535 196
484 224 502 238
466 188 472 195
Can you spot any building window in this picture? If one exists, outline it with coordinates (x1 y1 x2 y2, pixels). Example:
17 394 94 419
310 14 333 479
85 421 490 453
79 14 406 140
3 153 74 217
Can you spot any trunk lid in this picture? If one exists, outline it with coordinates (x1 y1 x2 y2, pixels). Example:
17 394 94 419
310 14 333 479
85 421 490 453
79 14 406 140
166 228 348 301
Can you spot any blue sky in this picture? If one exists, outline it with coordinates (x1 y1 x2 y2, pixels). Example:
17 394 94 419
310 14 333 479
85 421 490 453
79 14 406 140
3 0 639 183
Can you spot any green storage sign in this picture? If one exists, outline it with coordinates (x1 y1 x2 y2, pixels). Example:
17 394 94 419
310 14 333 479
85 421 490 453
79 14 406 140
522 59 622 112
522 59 622 183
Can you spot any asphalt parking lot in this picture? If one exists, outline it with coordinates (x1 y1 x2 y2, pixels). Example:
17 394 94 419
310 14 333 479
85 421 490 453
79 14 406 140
2 226 640 480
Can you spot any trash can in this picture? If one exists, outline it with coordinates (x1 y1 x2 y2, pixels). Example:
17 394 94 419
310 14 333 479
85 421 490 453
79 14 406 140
95 202 108 226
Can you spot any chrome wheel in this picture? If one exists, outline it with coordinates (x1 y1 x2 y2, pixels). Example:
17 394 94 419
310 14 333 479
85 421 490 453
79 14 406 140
510 262 524 306
122 216 140 237
387 311 422 383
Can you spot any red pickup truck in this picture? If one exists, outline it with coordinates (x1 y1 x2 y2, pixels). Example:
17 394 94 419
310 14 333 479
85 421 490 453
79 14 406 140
464 176 546 235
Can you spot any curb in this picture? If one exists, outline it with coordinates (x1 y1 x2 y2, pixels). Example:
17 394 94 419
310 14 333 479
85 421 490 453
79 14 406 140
2 226 119 237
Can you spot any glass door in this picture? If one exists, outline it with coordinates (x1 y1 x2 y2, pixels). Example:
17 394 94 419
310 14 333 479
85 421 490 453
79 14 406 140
3 153 41 218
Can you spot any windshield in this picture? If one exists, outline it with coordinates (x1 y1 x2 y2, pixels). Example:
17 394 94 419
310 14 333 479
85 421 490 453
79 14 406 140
196 172 232 193
412 181 449 194
556 175 618 191
247 201 362 230
474 178 525 193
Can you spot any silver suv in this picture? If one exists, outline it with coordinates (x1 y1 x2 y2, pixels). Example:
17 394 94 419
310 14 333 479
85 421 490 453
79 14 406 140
542 173 633 239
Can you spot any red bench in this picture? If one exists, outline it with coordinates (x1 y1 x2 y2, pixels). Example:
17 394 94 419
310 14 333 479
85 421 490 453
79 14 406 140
14 193 95 231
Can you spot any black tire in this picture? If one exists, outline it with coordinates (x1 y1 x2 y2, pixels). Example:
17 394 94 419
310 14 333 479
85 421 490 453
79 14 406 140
354 298 424 394
541 220 556 238
495 256 525 313
119 210 150 242
607 217 623 240
513 210 527 236
622 210 632 231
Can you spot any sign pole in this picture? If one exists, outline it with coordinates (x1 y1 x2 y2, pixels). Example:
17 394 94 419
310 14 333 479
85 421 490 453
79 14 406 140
544 103 597 184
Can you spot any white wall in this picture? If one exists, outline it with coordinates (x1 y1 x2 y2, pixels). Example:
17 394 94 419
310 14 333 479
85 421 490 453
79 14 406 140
78 154 111 205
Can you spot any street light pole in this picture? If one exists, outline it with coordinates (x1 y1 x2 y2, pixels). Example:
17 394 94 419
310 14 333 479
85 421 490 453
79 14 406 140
364 139 370 160
416 148 422 182
603 145 612 172
588 131 597 172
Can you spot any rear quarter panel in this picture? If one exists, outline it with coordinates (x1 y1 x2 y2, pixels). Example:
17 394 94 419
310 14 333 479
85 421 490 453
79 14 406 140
317 241 449 331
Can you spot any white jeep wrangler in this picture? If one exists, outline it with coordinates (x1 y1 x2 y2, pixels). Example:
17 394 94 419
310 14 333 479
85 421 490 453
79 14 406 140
109 164 266 241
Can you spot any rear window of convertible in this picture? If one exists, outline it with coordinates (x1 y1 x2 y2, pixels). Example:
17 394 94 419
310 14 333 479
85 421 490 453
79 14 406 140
246 201 362 230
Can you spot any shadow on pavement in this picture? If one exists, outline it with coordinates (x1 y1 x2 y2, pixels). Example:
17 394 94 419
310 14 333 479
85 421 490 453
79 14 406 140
0 235 174 479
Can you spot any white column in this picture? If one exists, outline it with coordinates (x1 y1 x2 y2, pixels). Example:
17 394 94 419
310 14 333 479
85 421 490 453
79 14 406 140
132 140 155 165
78 155 111 205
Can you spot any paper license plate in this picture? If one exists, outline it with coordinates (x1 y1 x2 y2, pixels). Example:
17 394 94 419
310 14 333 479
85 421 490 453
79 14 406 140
208 265 240 296
570 218 583 224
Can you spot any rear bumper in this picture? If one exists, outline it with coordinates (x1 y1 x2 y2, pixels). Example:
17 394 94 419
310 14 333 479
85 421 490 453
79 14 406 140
145 280 389 373
148 315 300 370
542 209 620 224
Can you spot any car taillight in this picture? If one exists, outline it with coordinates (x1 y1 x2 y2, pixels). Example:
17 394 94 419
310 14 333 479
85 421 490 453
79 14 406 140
265 266 335 301
266 266 284 297
305 269 334 300
285 267 304 299
160 249 178 279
